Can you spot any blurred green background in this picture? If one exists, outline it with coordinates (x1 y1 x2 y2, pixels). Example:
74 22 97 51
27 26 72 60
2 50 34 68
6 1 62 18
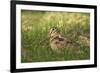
21 10 90 63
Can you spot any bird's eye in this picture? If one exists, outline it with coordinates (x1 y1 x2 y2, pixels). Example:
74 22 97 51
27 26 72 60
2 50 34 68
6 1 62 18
52 28 54 30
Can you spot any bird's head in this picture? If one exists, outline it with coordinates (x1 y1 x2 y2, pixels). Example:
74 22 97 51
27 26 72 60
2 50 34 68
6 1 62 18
49 27 61 38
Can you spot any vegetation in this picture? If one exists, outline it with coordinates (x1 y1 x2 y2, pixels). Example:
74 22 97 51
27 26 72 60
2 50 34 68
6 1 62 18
21 10 90 63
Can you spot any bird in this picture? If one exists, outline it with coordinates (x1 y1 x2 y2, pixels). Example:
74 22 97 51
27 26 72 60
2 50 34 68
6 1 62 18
49 27 71 52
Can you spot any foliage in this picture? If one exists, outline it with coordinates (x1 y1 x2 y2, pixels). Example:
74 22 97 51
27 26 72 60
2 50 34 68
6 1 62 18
21 10 90 63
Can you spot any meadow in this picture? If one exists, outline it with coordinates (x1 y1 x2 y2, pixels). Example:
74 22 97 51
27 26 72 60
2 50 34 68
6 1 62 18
21 10 90 63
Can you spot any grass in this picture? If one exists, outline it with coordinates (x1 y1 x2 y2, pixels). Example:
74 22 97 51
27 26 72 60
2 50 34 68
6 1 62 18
21 10 90 63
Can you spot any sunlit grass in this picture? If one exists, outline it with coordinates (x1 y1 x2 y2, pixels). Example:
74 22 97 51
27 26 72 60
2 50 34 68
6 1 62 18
21 10 90 63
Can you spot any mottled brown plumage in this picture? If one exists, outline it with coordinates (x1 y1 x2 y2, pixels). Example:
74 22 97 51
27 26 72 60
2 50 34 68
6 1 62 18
49 27 71 52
